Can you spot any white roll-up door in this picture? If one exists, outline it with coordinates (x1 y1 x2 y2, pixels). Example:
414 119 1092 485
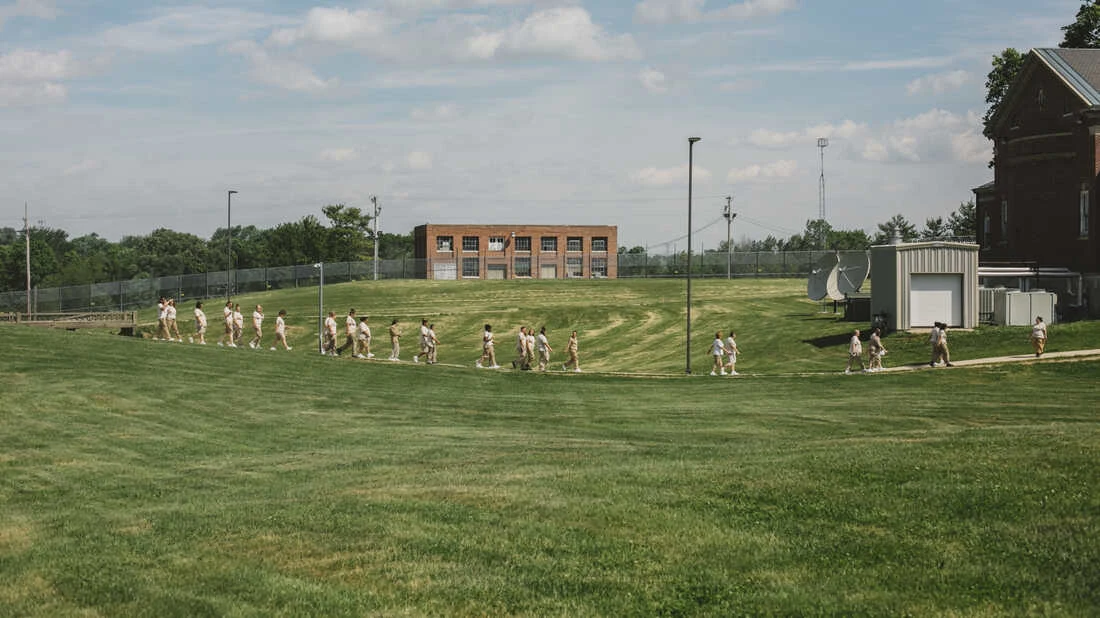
433 262 457 280
910 274 962 327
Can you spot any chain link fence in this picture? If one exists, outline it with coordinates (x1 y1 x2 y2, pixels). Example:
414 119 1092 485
0 251 858 313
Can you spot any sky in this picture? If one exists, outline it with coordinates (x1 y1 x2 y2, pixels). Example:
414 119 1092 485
0 0 1083 251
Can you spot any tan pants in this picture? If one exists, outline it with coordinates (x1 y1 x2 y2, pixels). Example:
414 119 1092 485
157 318 169 339
933 342 950 364
337 334 355 355
391 338 400 359
538 348 550 371
565 349 579 370
481 343 497 367
1031 337 1046 355
168 319 181 339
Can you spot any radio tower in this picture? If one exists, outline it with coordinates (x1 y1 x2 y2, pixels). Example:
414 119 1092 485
817 137 829 249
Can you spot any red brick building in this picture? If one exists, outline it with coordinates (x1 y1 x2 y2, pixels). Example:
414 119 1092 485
413 224 617 280
977 48 1098 273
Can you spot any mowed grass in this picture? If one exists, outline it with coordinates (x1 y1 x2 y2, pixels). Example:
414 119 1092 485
1 279 1098 616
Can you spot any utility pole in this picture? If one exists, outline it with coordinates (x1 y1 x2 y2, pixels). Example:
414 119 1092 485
24 203 31 315
723 195 736 280
817 137 828 250
371 196 381 281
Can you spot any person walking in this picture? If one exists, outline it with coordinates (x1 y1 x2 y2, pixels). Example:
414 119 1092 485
477 323 499 368
928 322 942 367
357 316 373 359
1030 316 1048 357
414 318 431 364
710 331 726 376
932 322 954 367
336 309 357 356
191 301 207 344
525 326 536 371
249 304 264 349
536 326 552 371
845 329 866 374
155 297 169 340
388 319 401 361
166 299 183 342
562 330 581 372
324 311 338 356
271 310 292 351
868 327 886 372
724 331 740 376
218 301 235 347
427 323 439 364
232 304 245 347
513 326 527 369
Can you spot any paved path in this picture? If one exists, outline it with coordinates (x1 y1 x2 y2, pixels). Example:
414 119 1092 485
880 348 1100 373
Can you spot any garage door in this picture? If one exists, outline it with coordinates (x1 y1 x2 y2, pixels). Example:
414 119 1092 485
433 262 457 280
486 264 507 280
910 274 962 327
539 264 557 280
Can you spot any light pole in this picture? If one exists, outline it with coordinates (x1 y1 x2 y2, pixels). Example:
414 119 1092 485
314 262 324 354
371 195 381 281
724 195 736 280
227 190 238 301
686 136 700 375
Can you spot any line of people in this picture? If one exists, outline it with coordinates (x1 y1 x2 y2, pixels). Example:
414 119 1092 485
709 330 742 376
845 327 887 374
178 299 292 351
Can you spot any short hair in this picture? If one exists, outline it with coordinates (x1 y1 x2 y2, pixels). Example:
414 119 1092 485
278 309 287 316
195 301 203 308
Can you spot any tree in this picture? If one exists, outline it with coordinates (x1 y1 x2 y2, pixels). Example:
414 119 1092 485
873 214 918 245
920 216 950 241
322 204 374 262
378 231 414 260
982 48 1025 144
1061 1 1100 48
948 200 976 239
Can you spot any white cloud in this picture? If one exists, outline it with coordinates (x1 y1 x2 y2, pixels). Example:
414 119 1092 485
411 103 460 120
634 0 796 24
842 56 954 71
639 67 667 93
226 40 336 93
407 151 434 170
727 159 797 183
746 119 867 148
0 0 57 29
0 49 73 106
630 164 712 187
906 70 970 95
493 7 640 61
268 7 390 47
855 109 990 164
100 7 293 53
63 159 103 175
320 148 358 162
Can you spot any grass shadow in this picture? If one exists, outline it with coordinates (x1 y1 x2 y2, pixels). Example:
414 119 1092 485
802 333 852 348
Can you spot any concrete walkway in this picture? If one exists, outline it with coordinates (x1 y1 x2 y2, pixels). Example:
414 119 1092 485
880 348 1100 372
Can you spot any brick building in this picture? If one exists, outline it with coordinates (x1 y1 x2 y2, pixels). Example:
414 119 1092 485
977 48 1099 273
413 224 618 280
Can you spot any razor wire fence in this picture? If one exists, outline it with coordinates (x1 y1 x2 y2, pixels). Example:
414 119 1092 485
0 250 863 313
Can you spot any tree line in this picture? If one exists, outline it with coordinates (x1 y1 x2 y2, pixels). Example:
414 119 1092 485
0 205 411 292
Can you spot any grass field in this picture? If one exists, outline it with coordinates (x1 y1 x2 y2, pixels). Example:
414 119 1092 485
2 278 1098 616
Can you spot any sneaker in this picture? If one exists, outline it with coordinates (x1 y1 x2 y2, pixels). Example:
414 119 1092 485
270 347 277 351
945 363 954 367
844 369 852 374
512 361 517 369
217 342 224 347
720 371 727 376
413 356 418 364
730 371 739 375
476 362 483 368
188 337 194 344
200 341 206 345
562 365 567 371
491 365 500 369
574 368 582 373
228 343 237 348
367 353 374 358
286 347 292 351
710 371 717 376
929 362 935 367
356 354 366 359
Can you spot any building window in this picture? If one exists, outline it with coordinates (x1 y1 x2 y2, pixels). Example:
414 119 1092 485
462 257 480 278
436 236 453 252
514 257 531 277
1000 200 1008 238
566 256 583 278
488 236 505 251
592 237 608 252
1082 188 1091 238
982 214 991 248
514 236 531 252
566 237 582 252
591 257 608 278
462 236 479 252
541 236 557 252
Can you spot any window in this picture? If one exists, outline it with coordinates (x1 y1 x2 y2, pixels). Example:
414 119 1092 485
462 257 480 278
488 236 505 251
1082 187 1091 238
566 256 583 278
541 236 557 252
982 214 991 248
1001 200 1008 238
514 256 531 277
436 236 453 252
591 257 608 278
591 237 608 252
514 236 531 252
566 237 582 252
462 236 479 252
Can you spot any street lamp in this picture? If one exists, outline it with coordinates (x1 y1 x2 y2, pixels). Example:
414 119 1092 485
227 190 238 301
314 262 324 354
686 136 700 375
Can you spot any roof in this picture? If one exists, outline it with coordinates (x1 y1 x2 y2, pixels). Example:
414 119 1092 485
972 180 995 192
1034 48 1100 105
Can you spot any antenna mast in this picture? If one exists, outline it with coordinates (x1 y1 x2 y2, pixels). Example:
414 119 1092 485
24 203 31 315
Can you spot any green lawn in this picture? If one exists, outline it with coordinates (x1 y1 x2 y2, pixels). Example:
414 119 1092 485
2 279 1098 616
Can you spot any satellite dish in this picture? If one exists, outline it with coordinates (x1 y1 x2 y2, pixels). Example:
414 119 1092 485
836 251 870 295
807 253 839 301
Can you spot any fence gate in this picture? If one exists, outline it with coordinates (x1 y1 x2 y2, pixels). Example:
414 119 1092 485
433 262 457 280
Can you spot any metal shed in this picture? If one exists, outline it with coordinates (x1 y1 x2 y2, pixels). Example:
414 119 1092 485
870 242 980 330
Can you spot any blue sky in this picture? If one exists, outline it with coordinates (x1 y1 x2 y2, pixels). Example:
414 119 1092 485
0 0 1082 249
